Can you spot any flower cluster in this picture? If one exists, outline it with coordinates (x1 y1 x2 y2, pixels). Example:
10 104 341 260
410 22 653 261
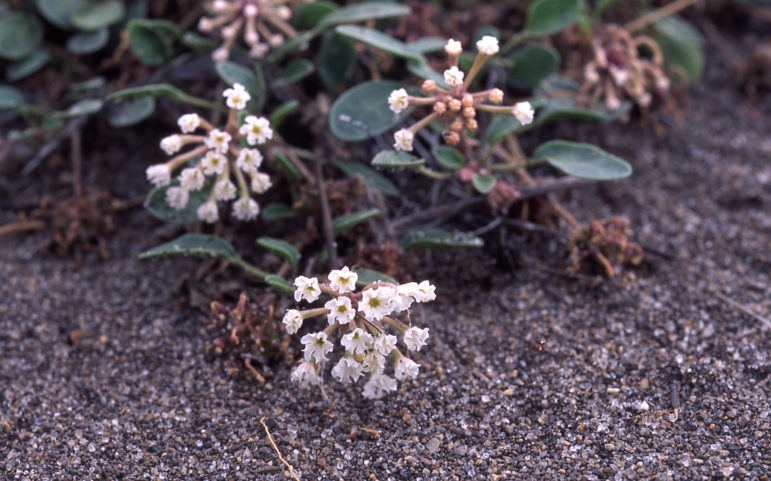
580 25 670 110
198 0 297 61
389 36 535 152
283 266 435 399
146 83 274 223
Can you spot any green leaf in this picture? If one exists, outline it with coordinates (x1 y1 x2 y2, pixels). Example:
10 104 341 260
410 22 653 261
66 29 109 54
70 0 125 30
272 59 315 88
332 208 381 235
128 20 174 66
472 173 496 194
70 76 106 93
371 150 425 169
486 115 526 144
431 145 465 169
523 0 580 36
54 99 103 119
266 31 313 64
319 32 356 89
0 85 23 109
264 274 294 294
181 31 214 52
270 100 299 128
293 1 338 29
144 180 213 224
408 36 446 54
354 268 397 287
508 44 561 90
332 158 399 196
315 2 410 31
335 25 425 64
533 140 631 180
653 16 704 84
329 80 409 141
107 83 190 102
108 95 156 127
400 228 484 250
35 0 89 29
0 12 43 61
406 63 448 89
261 202 298 220
215 61 266 112
535 96 607 125
139 233 238 260
273 151 300 183
257 237 300 265
5 49 50 82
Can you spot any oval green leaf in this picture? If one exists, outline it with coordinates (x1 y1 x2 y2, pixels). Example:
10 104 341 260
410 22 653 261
257 237 300 265
653 16 704 84
215 61 266 112
524 0 580 36
67 29 109 54
533 140 631 180
400 228 484 250
264 274 294 294
332 158 399 196
293 1 338 29
432 145 465 169
354 268 397 287
35 0 89 29
0 12 43 61
333 208 381 235
270 100 299 128
371 150 424 169
70 0 125 30
329 80 409 141
0 85 24 109
320 32 356 89
5 49 50 82
486 115 526 144
272 59 315 88
472 173 496 194
108 95 156 127
139 233 238 260
509 44 561 90
335 25 424 64
261 202 298 220
315 2 410 30
54 99 103 119
144 179 213 224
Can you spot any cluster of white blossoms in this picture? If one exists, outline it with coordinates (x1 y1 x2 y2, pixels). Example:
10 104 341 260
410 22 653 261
146 83 274 223
283 266 434 399
199 0 297 61
388 36 535 152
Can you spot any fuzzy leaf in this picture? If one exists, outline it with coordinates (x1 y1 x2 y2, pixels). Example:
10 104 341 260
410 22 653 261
653 16 704 84
293 1 338 29
67 29 109 54
35 0 89 29
534 140 631 180
139 233 238 260
108 95 155 127
332 159 399 196
329 80 409 141
486 115 527 144
371 150 425 169
335 25 425 64
400 229 484 250
215 61 266 111
408 37 446 54
319 32 356 89
261 202 298 220
0 85 23 109
508 44 561 90
5 49 50 82
265 274 294 294
354 268 397 287
144 180 213 224
128 19 174 66
431 145 465 169
472 173 496 194
332 208 381 235
0 12 43 61
315 2 410 30
270 100 299 128
54 99 103 119
272 59 315 88
524 0 580 36
70 0 125 30
257 237 300 265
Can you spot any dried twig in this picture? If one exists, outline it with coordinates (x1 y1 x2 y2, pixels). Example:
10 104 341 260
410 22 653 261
0 220 45 238
710 288 771 330
624 0 701 33
260 417 301 481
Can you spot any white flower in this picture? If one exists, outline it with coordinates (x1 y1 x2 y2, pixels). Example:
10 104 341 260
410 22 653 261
236 148 263 172
294 276 321 303
146 164 171 187
291 361 321 387
444 38 462 56
250 172 272 194
341 328 373 355
489 88 504 104
362 374 397 399
476 35 499 56
301 331 333 363
200 150 227 175
283 309 303 334
403 326 430 352
223 83 251 110
179 167 205 191
388 88 409 114
373 333 397 356
331 357 364 384
359 286 396 322
204 129 231 154
232 197 259 221
212 47 229 62
197 201 219 223
239 116 273 145
393 282 421 312
250 43 269 58
328 266 357 293
394 357 420 381
160 135 183 155
214 179 237 201
166 186 189 210
512 102 535 126
324 297 356 325
444 66 464 87
393 129 414 152
417 280 436 302
177 113 200 133
361 350 386 373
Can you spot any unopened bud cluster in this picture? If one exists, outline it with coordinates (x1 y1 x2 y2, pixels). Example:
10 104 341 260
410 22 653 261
389 36 534 152
146 83 274 223
582 25 670 110
199 0 297 61
284 266 434 399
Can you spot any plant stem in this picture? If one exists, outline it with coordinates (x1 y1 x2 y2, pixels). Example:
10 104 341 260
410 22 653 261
624 0 701 33
417 166 451 180
314 159 340 270
227 256 270 279
500 33 525 56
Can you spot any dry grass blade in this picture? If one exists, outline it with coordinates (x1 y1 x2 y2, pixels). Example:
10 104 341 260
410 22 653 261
260 417 301 481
